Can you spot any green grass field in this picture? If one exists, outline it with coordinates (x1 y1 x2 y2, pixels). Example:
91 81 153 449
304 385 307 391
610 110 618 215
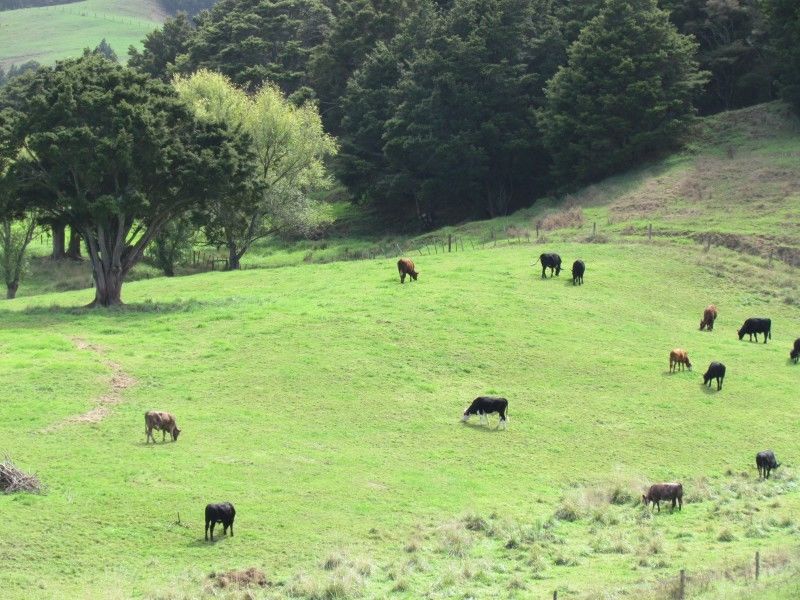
1 103 800 598
0 0 164 69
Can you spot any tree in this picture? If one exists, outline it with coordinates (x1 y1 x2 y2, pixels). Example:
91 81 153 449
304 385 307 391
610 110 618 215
182 0 334 95
150 217 194 276
128 13 195 82
2 54 254 306
764 0 800 112
94 38 118 62
175 70 337 269
539 0 706 184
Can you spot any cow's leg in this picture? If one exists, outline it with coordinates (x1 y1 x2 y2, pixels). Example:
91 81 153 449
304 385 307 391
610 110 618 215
162 430 167 442
656 501 660 513
541 266 546 278
717 378 722 391
229 521 234 537
400 272 405 284
678 497 682 511
209 522 216 541
205 520 210 541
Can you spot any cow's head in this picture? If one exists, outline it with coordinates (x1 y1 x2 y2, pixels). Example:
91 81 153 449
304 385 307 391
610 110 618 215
411 270 418 281
685 359 692 371
737 328 744 340
172 427 181 441
641 494 649 506
555 265 562 276
462 408 471 421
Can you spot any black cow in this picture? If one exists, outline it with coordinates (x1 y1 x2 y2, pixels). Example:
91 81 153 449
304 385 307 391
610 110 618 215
756 450 781 479
790 338 800 364
462 396 508 429
538 253 562 278
642 483 683 512
572 260 585 285
737 318 771 343
703 362 726 390
205 502 236 541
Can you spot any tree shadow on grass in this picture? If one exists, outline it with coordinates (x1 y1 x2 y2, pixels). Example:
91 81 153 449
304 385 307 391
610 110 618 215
0 298 213 330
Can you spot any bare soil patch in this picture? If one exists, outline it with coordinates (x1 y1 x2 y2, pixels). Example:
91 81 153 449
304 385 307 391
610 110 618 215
41 339 136 431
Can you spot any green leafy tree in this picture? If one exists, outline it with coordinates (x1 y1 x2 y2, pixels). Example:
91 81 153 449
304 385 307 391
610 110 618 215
764 0 800 112
128 13 195 81
175 70 337 269
182 0 334 95
2 54 254 306
539 0 706 184
151 217 195 276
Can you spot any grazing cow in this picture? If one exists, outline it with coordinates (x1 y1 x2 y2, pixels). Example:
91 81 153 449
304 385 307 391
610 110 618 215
703 362 726 390
205 502 236 541
737 317 771 343
538 253 562 278
756 450 781 479
462 396 508 429
144 411 181 443
699 304 718 331
642 483 683 512
572 260 585 285
669 349 692 373
790 338 800 364
397 258 418 283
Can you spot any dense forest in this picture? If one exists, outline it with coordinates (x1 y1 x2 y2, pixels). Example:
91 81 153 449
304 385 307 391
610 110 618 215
1 0 799 303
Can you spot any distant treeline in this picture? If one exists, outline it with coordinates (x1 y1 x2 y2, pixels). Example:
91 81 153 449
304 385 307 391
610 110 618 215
0 0 80 10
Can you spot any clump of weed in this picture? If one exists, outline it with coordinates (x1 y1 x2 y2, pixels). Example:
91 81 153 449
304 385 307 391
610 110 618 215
590 531 632 555
507 575 528 591
323 551 347 571
209 567 269 589
462 512 488 532
717 528 736 542
404 537 421 553
540 206 585 231
554 496 582 522
437 521 472 557
527 544 549 578
553 550 581 567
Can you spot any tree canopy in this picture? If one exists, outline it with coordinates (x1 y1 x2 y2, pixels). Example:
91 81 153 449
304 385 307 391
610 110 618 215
1 54 254 305
175 69 337 269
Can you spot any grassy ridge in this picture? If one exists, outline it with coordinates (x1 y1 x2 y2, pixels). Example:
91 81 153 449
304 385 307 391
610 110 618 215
1 241 799 598
0 0 163 69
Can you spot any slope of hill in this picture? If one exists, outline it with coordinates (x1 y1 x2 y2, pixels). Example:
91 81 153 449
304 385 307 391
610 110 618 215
1 103 800 598
0 0 165 69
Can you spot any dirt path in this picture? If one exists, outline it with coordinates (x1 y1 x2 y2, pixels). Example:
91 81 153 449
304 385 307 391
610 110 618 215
41 338 137 432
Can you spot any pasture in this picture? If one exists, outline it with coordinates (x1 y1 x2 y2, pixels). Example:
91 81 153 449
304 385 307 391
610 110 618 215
0 0 164 69
1 239 800 598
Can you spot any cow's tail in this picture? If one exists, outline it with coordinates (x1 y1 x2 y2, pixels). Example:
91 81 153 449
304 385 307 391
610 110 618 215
769 327 772 339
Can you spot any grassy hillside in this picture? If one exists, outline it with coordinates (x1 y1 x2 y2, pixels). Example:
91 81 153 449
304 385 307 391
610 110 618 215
0 0 164 69
1 103 799 598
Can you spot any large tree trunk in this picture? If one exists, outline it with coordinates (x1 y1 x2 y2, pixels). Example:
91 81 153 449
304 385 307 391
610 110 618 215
6 281 18 299
51 223 66 260
228 244 242 270
89 271 123 307
67 228 82 260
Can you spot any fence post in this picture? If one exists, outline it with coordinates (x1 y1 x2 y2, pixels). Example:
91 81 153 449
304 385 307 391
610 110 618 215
553 591 557 600
755 551 760 581
448 234 452 252
768 251 773 268
536 222 540 239
593 221 597 237
679 569 685 600
648 223 653 240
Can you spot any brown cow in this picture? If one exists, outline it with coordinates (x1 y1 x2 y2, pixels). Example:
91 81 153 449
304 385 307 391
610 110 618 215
642 483 683 512
669 349 692 372
397 258 418 283
145 411 181 443
699 304 718 331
